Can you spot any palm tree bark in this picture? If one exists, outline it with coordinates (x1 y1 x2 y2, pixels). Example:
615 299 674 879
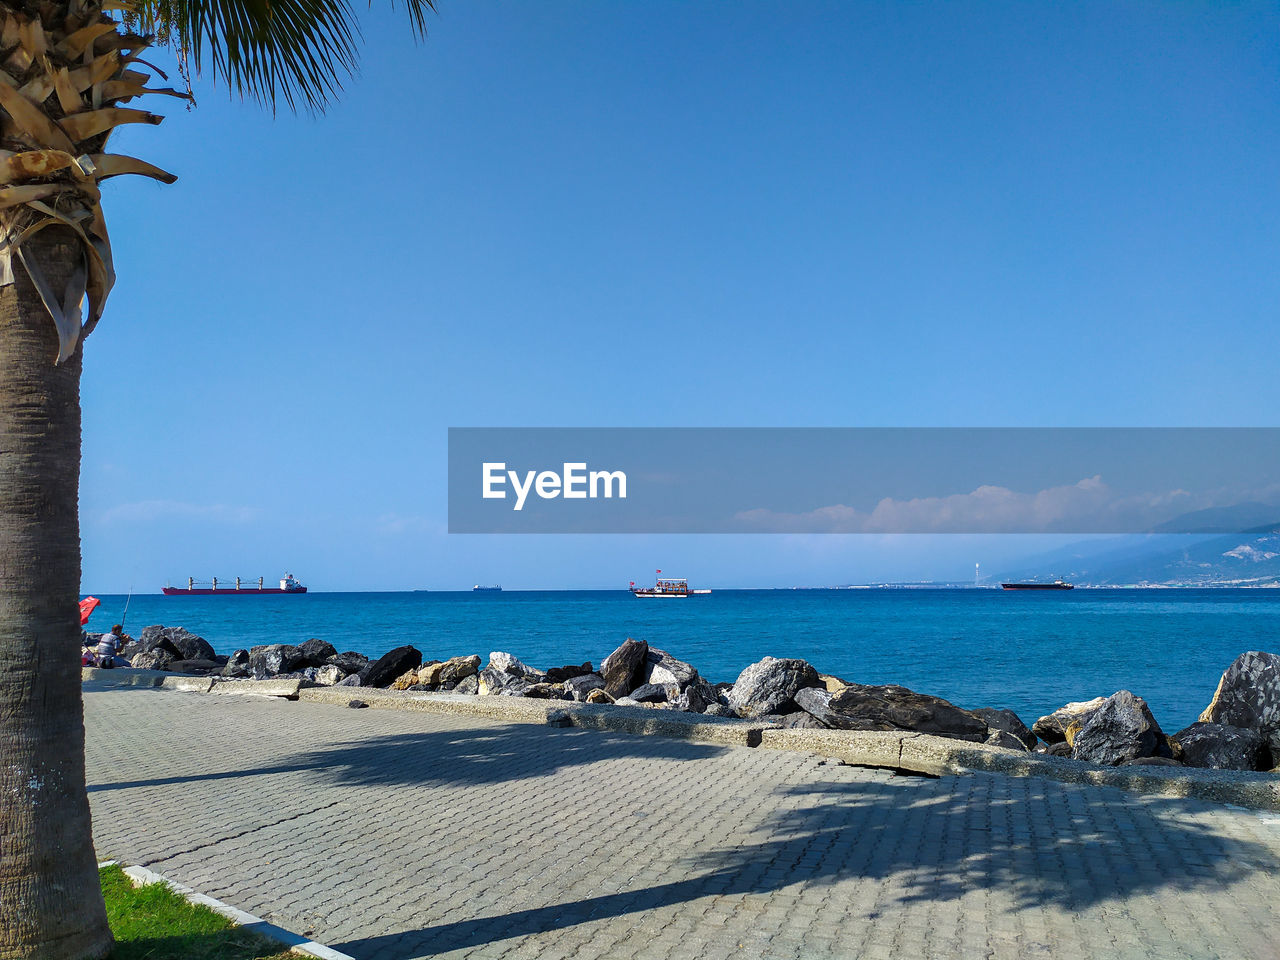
0 226 111 959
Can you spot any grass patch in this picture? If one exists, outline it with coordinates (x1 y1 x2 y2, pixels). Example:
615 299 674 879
100 864 295 960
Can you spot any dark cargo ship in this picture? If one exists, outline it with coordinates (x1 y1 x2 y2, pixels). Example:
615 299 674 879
1001 580 1074 590
163 573 307 595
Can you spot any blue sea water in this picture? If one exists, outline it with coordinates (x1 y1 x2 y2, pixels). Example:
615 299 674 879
90 589 1280 731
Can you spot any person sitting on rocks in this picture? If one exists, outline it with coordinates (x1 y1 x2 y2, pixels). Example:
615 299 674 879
95 625 129 669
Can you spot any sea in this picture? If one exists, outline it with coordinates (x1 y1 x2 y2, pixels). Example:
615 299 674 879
89 589 1280 731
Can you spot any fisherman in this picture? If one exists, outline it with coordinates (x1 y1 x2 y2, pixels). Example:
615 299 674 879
94 624 129 669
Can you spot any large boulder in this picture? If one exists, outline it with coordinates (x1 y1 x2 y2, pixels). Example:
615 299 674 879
1032 697 1108 744
222 649 251 678
644 648 699 689
1172 721 1268 771
131 650 173 671
545 662 593 682
362 646 423 688
797 683 989 741
479 667 533 696
137 626 183 659
1069 691 1163 766
439 655 482 685
563 673 607 701
249 644 305 679
454 674 479 695
600 639 649 698
629 682 672 704
487 652 545 681
161 627 217 662
727 657 819 718
971 708 1036 749
298 638 338 666
327 651 369 676
312 664 346 686
1199 652 1280 753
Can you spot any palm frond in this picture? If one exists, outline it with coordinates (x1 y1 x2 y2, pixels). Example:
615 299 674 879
128 0 436 112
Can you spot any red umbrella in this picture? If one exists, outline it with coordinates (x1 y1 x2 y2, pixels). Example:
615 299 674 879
78 597 100 626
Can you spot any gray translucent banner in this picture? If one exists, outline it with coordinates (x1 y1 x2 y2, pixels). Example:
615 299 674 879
448 428 1280 534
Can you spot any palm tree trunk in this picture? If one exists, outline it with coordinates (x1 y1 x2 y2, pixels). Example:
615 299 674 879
0 227 111 959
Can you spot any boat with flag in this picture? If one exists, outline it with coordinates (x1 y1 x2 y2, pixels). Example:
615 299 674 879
630 570 711 598
163 573 308 596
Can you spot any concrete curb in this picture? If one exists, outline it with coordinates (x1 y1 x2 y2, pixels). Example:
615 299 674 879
85 668 1280 811
120 863 353 960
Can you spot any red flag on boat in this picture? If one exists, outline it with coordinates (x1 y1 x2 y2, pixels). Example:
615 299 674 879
78 597 100 625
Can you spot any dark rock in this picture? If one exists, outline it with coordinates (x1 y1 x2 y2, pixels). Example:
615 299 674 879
629 682 672 704
986 730 1030 751
167 659 221 675
348 699 369 708
563 673 607 701
1200 651 1280 755
1043 741 1073 757
546 709 572 727
327 651 369 676
776 711 827 729
1172 721 1267 771
454 674 479 695
796 683 988 742
298 638 338 666
407 683 429 691
162 627 217 662
337 674 363 687
727 657 820 718
600 639 649 698
228 649 249 666
545 662 593 682
521 682 565 699
249 644 305 680
138 625 165 646
487 651 545 681
480 667 535 696
670 679 719 713
644 648 699 689
140 632 183 659
1070 691 1163 766
213 654 229 667
119 640 144 661
438 655 482 684
971 708 1036 749
361 645 423 688
1122 756 1183 767
1032 697 1109 744
221 649 251 678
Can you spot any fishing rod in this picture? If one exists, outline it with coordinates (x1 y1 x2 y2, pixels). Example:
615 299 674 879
120 585 133 633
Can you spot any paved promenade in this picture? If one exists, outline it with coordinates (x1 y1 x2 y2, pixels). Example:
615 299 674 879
85 683 1280 960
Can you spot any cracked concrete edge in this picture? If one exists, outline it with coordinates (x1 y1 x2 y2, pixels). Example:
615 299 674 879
758 727 1280 811
120 863 354 960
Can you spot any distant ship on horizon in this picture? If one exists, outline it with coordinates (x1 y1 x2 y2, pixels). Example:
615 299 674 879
1001 580 1074 591
473 584 503 592
163 573 308 596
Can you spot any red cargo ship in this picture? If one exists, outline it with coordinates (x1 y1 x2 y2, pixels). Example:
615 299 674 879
162 573 308 596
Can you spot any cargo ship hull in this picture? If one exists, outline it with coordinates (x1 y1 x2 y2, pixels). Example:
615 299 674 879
1001 582 1073 590
162 586 307 595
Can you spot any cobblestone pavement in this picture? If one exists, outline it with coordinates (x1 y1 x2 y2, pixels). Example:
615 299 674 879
85 684 1280 960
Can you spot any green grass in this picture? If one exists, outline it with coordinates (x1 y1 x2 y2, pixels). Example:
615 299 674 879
100 864 295 960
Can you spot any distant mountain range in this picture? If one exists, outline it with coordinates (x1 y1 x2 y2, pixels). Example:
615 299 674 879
1003 525 1280 587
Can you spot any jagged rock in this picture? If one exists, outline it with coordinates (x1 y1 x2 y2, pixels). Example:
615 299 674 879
1069 691 1163 766
818 674 851 693
298 638 338 666
454 674 479 695
337 674 363 687
407 683 428 691
522 682 566 699
130 650 173 671
327 651 369 676
439 655 482 684
391 668 422 691
971 708 1036 749
703 703 737 718
986 730 1030 751
160 627 216 662
776 711 827 729
585 688 615 704
600 639 649 698
119 640 144 661
1172 721 1267 770
167 659 221 675
312 664 345 686
563 673 607 701
546 662 593 682
362 646 423 688
479 667 534 696
644 648 699 689
249 644 305 680
808 684 989 742
138 625 164 645
1032 697 1108 745
415 661 445 687
629 682 672 704
1200 651 1280 754
1042 741 1073 757
487 651 545 681
1123 756 1183 767
670 680 719 713
727 657 820 718
137 629 183 659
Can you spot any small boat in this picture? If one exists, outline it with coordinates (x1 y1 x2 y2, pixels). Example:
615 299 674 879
473 584 502 592
630 571 711 598
163 573 307 596
1001 580 1074 590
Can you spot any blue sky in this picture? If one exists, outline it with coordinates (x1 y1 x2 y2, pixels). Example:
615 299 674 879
79 1 1280 591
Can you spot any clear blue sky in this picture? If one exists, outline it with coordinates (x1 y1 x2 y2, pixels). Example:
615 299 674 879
79 1 1280 591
